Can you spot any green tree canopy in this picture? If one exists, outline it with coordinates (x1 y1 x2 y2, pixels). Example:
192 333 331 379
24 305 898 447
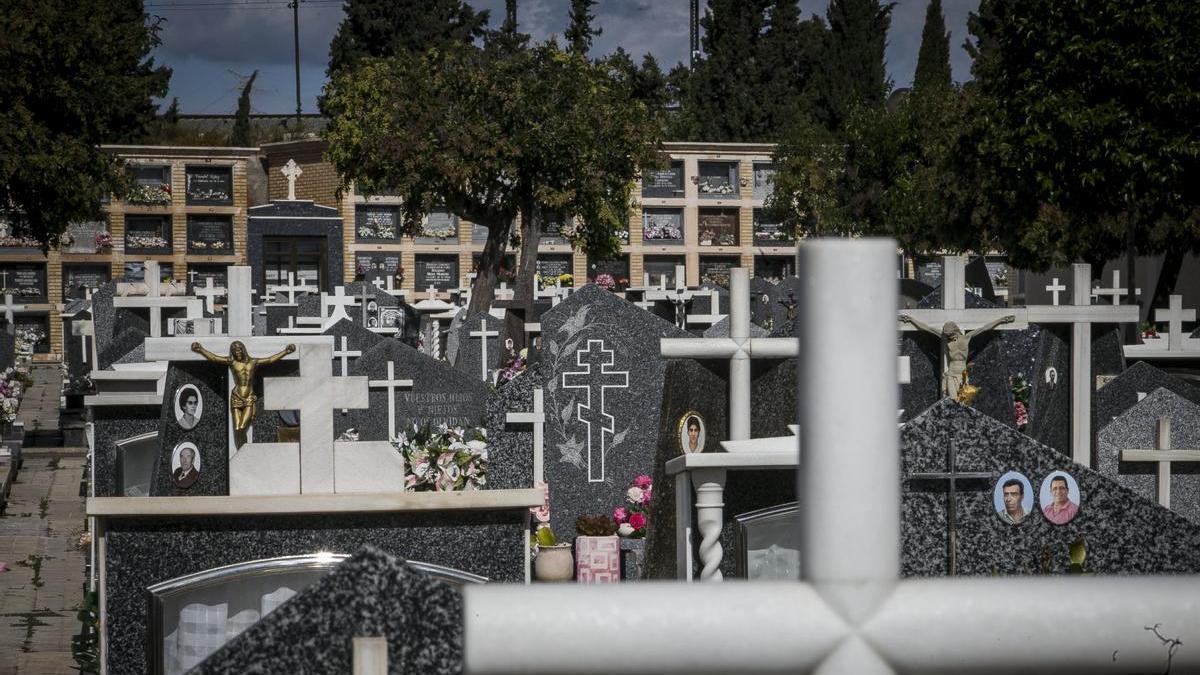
812 0 893 131
0 0 170 248
913 0 951 92
322 42 663 312
565 0 601 56
969 0 1200 272
326 0 488 79
229 71 258 147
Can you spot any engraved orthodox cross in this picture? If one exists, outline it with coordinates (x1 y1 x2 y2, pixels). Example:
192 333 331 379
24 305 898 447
561 339 629 483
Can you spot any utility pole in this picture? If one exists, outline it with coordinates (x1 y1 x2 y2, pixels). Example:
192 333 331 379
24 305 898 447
290 0 302 132
690 0 700 69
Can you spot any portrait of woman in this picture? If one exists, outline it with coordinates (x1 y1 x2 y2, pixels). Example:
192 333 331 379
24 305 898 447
170 441 201 489
678 411 706 454
174 384 203 430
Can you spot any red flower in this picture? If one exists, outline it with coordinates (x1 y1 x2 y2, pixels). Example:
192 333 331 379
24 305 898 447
629 512 647 530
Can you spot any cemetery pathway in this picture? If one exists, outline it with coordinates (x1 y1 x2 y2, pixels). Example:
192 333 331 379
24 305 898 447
0 448 88 675
15 365 61 433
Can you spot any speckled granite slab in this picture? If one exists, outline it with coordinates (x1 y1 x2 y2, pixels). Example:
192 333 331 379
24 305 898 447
189 546 463 675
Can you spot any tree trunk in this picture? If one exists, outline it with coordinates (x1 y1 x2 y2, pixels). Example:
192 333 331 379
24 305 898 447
513 204 543 311
1124 208 1139 343
468 221 507 314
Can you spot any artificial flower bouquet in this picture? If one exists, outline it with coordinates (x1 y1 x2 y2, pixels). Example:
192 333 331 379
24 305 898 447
612 475 653 538
392 424 489 492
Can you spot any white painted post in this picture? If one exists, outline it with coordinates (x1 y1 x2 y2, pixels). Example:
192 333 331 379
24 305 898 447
799 238 898 637
227 267 253 336
1070 263 1092 467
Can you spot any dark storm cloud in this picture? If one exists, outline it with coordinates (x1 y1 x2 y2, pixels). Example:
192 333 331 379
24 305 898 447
153 0 976 114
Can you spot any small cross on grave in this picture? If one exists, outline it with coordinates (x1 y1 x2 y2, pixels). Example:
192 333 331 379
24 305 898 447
495 281 514 302
909 441 992 576
269 272 310 305
368 360 414 441
370 277 387 291
469 318 500 382
562 340 630 483
72 318 95 365
333 335 361 377
0 293 25 331
1121 416 1200 509
661 268 799 441
1045 277 1066 306
1091 270 1139 306
506 387 546 484
281 158 303 201
194 276 226 314
1157 295 1197 352
187 269 199 285
112 260 204 338
685 288 725 327
321 286 359 330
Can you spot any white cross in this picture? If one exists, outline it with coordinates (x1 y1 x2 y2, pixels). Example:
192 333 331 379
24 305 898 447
367 360 414 441
0 293 25 326
321 287 359 330
506 387 545 484
495 281 514 301
1091 270 1138 306
1121 416 1200 509
281 158 303 201
1156 295 1197 351
461 239 1200 675
470 318 500 382
187 269 199 285
194 276 226 314
333 335 361 377
686 288 725 326
1045 277 1066 306
661 268 799 441
269 272 310 305
561 339 630 482
426 285 440 302
112 260 203 338
72 318 94 365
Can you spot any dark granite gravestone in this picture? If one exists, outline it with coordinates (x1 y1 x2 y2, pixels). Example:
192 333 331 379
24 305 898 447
1097 388 1200 526
93 406 163 497
264 303 299 335
483 362 543 491
903 399 1200 576
748 277 783 333
1093 361 1200 449
90 282 151 369
702 317 770 339
539 285 691 539
1024 326 1071 455
899 279 936 309
900 332 941 424
771 276 802 337
1091 325 1127 377
61 308 90 385
345 339 493 442
190 546 463 675
322 317 384 377
964 255 997 302
0 328 15 372
152 362 229 496
452 311 505 383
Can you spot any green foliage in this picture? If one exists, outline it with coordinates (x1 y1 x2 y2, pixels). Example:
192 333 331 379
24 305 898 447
968 0 1200 270
0 0 170 248
535 523 558 547
323 41 662 311
565 0 601 55
575 514 617 537
72 590 100 674
759 2 827 137
229 71 258 147
812 0 894 131
913 0 951 92
326 0 488 79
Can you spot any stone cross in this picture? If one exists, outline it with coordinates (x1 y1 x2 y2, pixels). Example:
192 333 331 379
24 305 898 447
333 335 361 377
495 281 514 302
321 287 359 330
72 317 95 365
1156 295 1197 351
0 293 25 327
685 288 725 327
281 158 302 201
909 441 992 576
112 260 203 338
1121 416 1200 509
1045 278 1066 306
469 318 500 382
461 240 1200 675
269 271 310 305
194 276 226 314
562 339 629 483
1091 270 1138 306
187 269 199 285
661 267 799 441
506 387 545 484
368 360 414 441
426 285 440 302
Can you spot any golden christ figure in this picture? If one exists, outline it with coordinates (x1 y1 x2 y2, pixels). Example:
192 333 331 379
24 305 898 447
191 340 295 442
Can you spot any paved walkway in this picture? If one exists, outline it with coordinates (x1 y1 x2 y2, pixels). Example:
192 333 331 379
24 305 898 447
15 364 62 434
0 448 88 675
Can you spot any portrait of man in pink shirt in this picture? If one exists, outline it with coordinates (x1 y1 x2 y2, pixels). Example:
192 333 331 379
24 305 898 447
1041 474 1079 525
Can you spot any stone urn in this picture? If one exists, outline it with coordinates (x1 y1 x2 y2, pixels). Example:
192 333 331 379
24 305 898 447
534 543 574 582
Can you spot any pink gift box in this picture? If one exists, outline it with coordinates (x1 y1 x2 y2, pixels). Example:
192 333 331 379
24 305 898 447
575 535 620 583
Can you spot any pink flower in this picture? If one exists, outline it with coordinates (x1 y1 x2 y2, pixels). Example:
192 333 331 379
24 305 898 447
633 475 653 489
629 512 647 530
1014 401 1029 427
642 486 652 504
612 507 628 524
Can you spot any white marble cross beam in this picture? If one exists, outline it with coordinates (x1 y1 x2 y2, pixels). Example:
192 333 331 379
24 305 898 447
1091 270 1139 306
113 261 204 338
1045 277 1066 306
368 360 414 441
0 293 26 326
470 318 500 382
1157 295 1197 351
1120 416 1200 509
268 271 310 305
661 268 798 441
194 276 226 314
506 387 545 484
321 287 359 329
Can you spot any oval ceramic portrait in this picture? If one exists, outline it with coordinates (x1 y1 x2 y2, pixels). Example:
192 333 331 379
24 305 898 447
1039 471 1081 525
174 384 203 431
678 411 706 454
170 441 201 489
992 471 1034 526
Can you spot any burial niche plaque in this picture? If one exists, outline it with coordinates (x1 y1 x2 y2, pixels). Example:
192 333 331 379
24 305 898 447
698 208 739 246
64 220 109 254
355 253 401 278
63 265 111 301
697 161 739 197
588 255 630 292
125 215 172 253
355 205 400 241
185 166 233 205
752 163 776 200
415 255 458 291
699 257 739 288
753 208 792 246
187 215 233 254
536 255 574 286
415 208 457 244
642 209 684 244
642 161 685 198
643 256 685 287
0 263 47 302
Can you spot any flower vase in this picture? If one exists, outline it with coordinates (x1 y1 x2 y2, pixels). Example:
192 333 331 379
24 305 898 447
619 538 646 581
534 543 574 582
575 535 620 583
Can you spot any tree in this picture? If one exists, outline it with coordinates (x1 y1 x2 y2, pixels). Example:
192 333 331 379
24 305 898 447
0 0 170 248
913 0 951 91
229 71 258 147
812 0 893 131
490 0 529 53
326 0 488 79
968 0 1200 289
565 0 601 55
323 42 663 313
759 1 826 135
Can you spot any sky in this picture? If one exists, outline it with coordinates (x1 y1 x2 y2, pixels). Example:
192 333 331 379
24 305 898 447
147 0 980 115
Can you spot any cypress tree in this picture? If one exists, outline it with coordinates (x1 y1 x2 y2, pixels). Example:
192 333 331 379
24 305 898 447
759 0 825 134
326 0 488 78
229 70 257 147
813 0 893 130
913 0 951 91
565 0 601 55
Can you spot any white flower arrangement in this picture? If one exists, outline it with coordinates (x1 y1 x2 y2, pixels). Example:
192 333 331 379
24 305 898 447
127 234 169 249
392 424 489 492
